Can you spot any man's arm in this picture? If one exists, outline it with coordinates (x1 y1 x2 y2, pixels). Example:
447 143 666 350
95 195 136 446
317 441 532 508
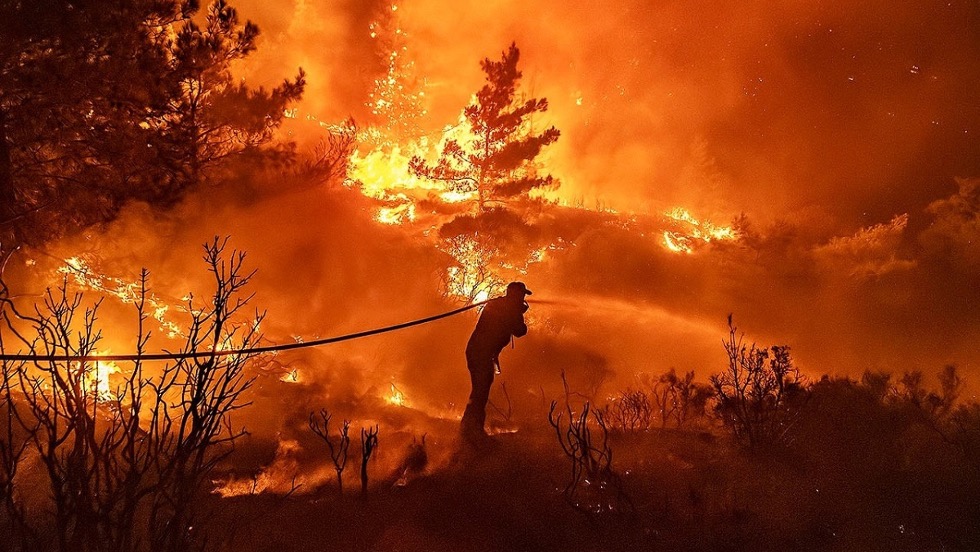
512 303 528 338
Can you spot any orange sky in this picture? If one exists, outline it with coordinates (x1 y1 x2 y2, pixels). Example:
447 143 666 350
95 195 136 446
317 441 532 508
235 0 980 221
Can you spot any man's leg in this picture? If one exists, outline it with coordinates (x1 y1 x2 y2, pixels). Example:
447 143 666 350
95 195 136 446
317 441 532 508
461 355 494 438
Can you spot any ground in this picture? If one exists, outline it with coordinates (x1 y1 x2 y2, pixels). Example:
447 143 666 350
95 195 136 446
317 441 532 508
202 422 977 552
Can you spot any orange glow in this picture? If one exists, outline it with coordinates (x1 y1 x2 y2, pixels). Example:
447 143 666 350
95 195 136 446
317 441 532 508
72 353 121 403
385 383 407 406
662 207 737 254
60 257 184 339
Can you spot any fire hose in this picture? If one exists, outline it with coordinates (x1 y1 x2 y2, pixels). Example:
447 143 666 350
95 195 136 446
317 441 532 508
0 299 491 363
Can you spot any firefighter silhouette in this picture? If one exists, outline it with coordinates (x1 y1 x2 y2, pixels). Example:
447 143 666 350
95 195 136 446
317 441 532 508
460 281 531 443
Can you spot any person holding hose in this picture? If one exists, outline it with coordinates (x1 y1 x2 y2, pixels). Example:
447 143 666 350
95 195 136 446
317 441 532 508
460 281 531 444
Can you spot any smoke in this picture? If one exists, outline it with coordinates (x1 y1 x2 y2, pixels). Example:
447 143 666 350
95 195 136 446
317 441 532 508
237 0 980 221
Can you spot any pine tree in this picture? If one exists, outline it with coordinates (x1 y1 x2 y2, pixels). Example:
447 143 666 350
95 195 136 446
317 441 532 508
157 0 305 193
0 0 190 247
0 0 304 249
409 43 559 212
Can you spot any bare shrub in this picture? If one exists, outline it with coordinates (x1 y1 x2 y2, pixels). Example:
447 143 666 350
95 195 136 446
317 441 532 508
710 315 808 449
548 373 631 516
862 365 963 420
0 238 261 552
637 368 714 429
487 381 513 429
897 365 963 419
308 409 350 494
603 388 652 433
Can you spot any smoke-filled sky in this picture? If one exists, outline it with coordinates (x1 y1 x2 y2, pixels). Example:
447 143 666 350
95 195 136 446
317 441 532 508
12 0 980 462
239 0 980 221
215 0 980 385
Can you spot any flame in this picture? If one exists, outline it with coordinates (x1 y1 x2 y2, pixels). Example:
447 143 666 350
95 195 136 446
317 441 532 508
213 439 307 497
663 231 692 254
376 201 416 225
65 351 121 403
661 207 737 253
279 368 300 383
346 14 737 296
385 383 407 407
59 257 184 339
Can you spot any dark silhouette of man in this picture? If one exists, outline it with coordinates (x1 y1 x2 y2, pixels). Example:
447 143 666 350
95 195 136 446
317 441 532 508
460 281 531 443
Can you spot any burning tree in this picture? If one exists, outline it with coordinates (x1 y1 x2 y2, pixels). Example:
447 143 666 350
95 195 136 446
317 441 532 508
409 42 559 212
0 239 262 552
365 1 427 145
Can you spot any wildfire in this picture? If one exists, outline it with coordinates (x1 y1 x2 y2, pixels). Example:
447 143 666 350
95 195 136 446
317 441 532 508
213 439 305 497
60 257 184 338
376 198 416 225
661 207 737 254
347 11 738 299
74 353 121 403
385 383 407 407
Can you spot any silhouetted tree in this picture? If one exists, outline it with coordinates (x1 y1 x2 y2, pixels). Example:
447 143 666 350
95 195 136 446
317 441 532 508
860 369 892 402
359 425 379 498
156 0 305 191
308 409 351 494
0 0 189 246
947 403 980 474
654 369 714 429
0 351 35 549
409 43 559 212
